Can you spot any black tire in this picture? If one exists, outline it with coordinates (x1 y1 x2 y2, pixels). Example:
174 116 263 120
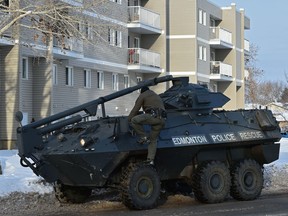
120 163 161 210
230 159 263 201
54 182 91 204
192 161 231 204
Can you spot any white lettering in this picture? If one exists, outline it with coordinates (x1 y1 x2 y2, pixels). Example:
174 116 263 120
172 135 208 145
210 133 237 143
239 131 264 140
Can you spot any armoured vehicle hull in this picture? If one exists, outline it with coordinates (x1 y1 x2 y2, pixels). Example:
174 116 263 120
16 76 281 210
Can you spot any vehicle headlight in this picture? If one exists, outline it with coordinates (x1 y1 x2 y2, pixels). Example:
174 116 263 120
80 136 93 147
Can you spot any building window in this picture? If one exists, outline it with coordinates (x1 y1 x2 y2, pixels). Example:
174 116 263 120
134 37 140 48
97 71 104 89
198 45 207 61
124 75 130 88
84 69 91 88
112 73 119 91
108 29 122 47
22 112 29 126
77 21 82 32
84 22 93 40
110 0 121 4
198 9 206 26
137 77 142 93
137 76 142 83
65 66 74 86
22 57 28 79
52 64 58 85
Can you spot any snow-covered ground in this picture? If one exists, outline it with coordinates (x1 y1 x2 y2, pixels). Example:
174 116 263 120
0 150 53 197
0 139 288 197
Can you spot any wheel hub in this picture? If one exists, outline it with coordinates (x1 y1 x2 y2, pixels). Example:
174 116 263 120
137 177 153 198
244 172 254 188
210 174 221 190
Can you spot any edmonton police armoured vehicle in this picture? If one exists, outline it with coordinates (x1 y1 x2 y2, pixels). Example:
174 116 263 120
16 75 281 210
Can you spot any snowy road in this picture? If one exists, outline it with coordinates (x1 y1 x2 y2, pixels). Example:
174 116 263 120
1 191 288 216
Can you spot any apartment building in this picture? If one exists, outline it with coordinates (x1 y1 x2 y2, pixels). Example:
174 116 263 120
0 0 250 149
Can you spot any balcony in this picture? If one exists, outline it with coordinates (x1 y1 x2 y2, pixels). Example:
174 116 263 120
0 35 14 46
128 6 161 34
210 61 233 81
210 27 233 49
128 48 161 73
53 37 84 59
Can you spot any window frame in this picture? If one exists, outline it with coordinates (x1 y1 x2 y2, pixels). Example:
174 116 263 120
85 22 93 40
108 28 122 47
198 45 207 61
65 66 74 86
110 0 122 4
22 57 28 80
198 9 207 26
124 75 130 88
134 37 140 48
115 30 122 47
22 112 29 126
52 64 58 85
112 73 119 91
97 71 104 90
84 69 91 88
136 76 142 93
108 28 115 46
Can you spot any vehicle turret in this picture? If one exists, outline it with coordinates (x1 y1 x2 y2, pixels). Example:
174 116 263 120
160 77 230 113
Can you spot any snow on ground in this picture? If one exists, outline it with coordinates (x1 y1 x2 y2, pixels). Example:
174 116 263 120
0 139 288 197
0 150 53 197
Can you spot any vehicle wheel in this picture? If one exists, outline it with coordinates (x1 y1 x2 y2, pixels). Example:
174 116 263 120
230 159 263 201
192 161 231 204
120 163 161 210
54 181 91 203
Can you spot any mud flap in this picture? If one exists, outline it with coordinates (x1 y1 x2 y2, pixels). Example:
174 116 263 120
251 143 280 164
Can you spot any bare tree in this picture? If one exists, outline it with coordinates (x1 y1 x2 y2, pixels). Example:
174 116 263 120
0 0 124 62
280 87 288 103
244 43 264 105
257 81 284 105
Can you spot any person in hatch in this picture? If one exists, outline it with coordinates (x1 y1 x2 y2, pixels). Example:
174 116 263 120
128 86 166 165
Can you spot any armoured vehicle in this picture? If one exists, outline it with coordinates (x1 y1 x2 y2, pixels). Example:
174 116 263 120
16 75 281 210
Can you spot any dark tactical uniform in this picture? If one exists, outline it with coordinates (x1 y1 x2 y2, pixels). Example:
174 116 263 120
128 88 166 162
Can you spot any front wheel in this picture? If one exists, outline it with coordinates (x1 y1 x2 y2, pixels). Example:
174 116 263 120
192 161 231 204
230 159 263 201
120 163 161 210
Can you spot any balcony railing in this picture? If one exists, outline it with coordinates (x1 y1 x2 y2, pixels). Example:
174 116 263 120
210 27 232 46
128 48 160 68
60 0 83 5
53 37 83 53
128 6 160 30
210 61 232 77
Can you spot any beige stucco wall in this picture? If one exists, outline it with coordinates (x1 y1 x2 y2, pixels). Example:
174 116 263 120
0 45 20 149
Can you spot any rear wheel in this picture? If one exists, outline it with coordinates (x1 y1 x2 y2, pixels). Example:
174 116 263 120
192 161 231 204
54 181 91 203
120 162 161 210
230 159 263 201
